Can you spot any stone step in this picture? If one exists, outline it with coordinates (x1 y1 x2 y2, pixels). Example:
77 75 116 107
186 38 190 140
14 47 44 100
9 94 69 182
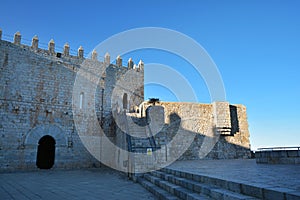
132 139 150 144
128 124 158 152
129 132 147 138
137 176 179 200
150 171 257 200
131 140 152 147
130 135 155 147
143 173 212 200
128 128 146 134
161 168 298 200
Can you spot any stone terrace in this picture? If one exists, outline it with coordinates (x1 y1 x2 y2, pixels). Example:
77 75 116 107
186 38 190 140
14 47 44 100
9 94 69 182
0 168 155 200
167 159 300 199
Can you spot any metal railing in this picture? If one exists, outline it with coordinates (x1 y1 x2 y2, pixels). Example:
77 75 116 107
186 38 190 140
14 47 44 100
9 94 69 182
257 146 300 151
147 125 157 149
123 111 133 153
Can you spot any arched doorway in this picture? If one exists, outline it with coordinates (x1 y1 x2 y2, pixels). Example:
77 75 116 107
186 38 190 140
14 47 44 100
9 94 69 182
36 135 55 169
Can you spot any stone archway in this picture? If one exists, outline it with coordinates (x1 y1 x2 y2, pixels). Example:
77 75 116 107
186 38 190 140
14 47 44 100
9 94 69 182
25 124 67 169
36 135 55 169
25 124 67 147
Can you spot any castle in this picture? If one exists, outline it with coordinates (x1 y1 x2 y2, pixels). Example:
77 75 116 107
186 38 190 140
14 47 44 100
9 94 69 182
0 30 251 173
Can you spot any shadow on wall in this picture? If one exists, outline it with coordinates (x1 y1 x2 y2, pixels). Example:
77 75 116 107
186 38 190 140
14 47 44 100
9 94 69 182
121 110 251 161
230 105 240 136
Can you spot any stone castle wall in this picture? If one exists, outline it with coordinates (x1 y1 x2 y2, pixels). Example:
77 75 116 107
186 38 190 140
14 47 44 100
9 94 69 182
0 30 251 172
113 102 251 173
0 32 144 171
142 102 251 161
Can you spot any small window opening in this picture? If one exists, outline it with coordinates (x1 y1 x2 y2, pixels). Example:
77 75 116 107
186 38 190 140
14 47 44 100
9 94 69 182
123 93 128 110
80 92 84 109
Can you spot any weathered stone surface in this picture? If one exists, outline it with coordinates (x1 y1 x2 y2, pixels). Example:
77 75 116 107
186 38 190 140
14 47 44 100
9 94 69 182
0 37 144 171
125 102 251 172
256 150 300 164
0 32 251 172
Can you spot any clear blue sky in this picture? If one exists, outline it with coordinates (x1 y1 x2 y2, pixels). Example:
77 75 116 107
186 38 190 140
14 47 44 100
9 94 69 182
1 0 299 150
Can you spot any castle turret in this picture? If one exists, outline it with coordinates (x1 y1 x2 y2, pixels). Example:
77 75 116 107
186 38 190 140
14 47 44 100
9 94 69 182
105 52 110 65
128 58 134 69
116 55 122 67
31 35 39 50
63 43 70 56
138 59 144 71
14 31 21 45
92 49 98 61
78 46 84 58
48 39 55 55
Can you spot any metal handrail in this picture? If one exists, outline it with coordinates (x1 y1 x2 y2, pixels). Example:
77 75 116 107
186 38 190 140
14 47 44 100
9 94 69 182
147 125 157 148
123 111 132 152
131 146 161 150
257 146 300 151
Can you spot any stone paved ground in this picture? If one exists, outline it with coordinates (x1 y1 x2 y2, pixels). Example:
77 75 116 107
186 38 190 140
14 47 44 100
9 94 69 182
168 159 300 195
0 168 156 200
2 159 300 199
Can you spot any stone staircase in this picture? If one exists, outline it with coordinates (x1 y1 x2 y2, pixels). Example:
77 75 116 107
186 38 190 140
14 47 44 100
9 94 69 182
137 168 262 200
128 125 150 152
121 112 161 173
126 113 158 153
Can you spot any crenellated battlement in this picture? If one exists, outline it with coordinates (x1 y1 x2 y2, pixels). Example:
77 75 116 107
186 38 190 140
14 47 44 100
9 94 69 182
0 29 144 71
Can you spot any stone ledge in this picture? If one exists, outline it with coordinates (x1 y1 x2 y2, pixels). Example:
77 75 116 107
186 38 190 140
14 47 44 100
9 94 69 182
256 150 300 164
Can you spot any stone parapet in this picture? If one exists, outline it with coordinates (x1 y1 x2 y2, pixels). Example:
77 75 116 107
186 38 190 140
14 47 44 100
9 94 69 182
256 149 300 164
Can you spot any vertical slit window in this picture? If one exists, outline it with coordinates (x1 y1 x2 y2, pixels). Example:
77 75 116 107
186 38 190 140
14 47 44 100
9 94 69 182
80 92 84 109
123 93 128 110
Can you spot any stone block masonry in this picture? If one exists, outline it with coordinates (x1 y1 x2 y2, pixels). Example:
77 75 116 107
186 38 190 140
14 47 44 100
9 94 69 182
0 30 251 172
0 31 144 171
119 102 251 173
256 149 300 164
142 102 251 161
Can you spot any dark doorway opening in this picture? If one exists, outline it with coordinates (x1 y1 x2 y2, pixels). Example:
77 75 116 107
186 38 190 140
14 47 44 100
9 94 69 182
123 93 128 110
36 135 55 169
